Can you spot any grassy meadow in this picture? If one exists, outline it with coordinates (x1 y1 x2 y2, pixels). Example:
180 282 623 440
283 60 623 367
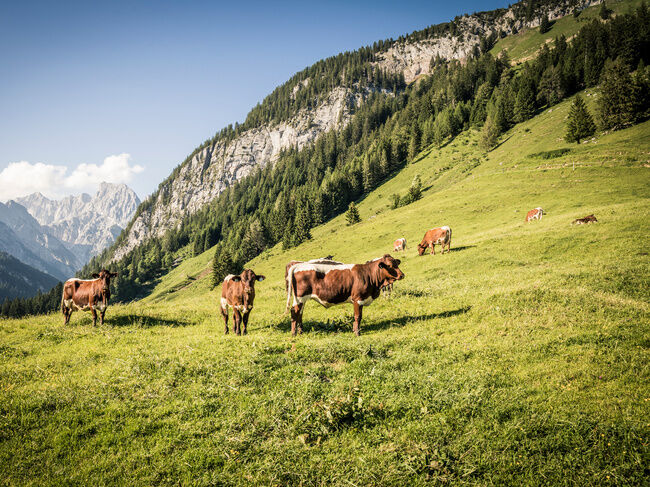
1 91 649 485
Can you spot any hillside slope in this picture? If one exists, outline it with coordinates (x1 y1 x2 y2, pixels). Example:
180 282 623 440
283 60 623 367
1 91 648 484
0 251 59 301
108 0 602 261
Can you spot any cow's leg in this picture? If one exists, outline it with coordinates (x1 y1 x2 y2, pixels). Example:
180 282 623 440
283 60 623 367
291 303 304 336
90 305 97 326
100 310 106 326
431 244 436 255
353 302 363 336
233 309 242 336
242 311 251 335
221 306 229 334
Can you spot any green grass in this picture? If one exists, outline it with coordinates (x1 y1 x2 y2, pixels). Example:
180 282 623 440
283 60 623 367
1 92 649 485
491 0 644 63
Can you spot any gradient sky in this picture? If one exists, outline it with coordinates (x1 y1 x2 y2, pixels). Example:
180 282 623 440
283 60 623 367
0 0 510 200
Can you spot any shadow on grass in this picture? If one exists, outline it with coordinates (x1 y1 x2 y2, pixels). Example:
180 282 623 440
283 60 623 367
450 245 476 253
275 306 471 334
109 314 193 328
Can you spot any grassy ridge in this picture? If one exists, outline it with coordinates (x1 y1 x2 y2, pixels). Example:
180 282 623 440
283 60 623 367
1 92 649 484
491 0 644 63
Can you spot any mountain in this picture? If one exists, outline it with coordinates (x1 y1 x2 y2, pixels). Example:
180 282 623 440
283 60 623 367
16 182 140 261
0 201 81 280
0 251 59 301
109 0 601 261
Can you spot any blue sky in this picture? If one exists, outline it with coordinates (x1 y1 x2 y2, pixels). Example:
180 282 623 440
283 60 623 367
0 0 510 200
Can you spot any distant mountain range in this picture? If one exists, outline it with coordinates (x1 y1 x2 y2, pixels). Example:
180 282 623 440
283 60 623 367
0 183 139 298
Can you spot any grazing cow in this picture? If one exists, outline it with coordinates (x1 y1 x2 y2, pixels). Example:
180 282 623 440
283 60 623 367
61 269 117 326
417 226 452 255
285 254 404 336
393 238 407 252
220 269 265 335
572 214 598 225
526 207 544 222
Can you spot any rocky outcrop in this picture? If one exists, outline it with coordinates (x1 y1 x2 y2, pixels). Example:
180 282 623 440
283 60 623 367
375 0 601 83
16 183 140 260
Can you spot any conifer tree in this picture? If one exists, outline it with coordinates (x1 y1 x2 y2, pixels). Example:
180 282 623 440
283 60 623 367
598 58 643 130
599 2 611 20
211 244 235 288
514 81 536 122
565 94 596 143
479 114 500 152
539 15 551 34
346 202 361 225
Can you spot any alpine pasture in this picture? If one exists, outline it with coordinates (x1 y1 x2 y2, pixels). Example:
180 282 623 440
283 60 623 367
1 93 649 485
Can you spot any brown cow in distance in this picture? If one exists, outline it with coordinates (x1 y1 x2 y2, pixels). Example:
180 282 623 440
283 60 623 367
417 226 452 255
393 238 407 252
285 254 404 336
526 207 544 222
61 269 117 325
220 269 265 335
572 214 598 225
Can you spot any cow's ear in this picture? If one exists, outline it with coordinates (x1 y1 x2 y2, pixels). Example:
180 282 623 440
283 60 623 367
256 275 266 281
231 276 242 282
91 273 99 278
378 262 387 269
395 259 401 266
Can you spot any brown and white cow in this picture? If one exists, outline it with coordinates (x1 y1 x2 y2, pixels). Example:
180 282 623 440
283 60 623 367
526 207 544 222
285 254 404 336
220 269 265 335
393 238 407 252
572 214 598 225
61 269 117 325
417 226 452 255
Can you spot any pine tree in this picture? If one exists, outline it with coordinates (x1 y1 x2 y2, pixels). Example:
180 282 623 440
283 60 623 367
598 58 643 130
514 81 536 123
211 245 235 288
293 203 312 245
346 202 361 225
539 15 551 34
407 174 423 203
565 94 596 143
599 2 611 20
479 114 500 152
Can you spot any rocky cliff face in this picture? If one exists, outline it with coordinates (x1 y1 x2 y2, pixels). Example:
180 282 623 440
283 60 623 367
374 0 600 82
17 183 140 260
110 0 600 262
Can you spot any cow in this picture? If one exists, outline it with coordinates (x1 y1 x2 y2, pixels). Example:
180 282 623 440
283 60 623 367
572 214 598 225
285 254 404 336
61 269 117 326
220 269 265 335
393 238 407 252
526 207 544 222
417 226 452 255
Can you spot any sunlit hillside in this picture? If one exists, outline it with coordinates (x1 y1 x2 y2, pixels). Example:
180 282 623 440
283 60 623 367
2 88 648 484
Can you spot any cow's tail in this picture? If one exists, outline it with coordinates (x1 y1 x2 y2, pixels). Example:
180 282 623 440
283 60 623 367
284 265 297 315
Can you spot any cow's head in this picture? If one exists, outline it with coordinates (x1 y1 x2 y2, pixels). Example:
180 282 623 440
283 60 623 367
91 269 118 293
376 254 404 286
417 243 427 256
230 269 265 305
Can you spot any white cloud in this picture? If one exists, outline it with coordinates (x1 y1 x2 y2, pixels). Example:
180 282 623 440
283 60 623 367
0 153 144 202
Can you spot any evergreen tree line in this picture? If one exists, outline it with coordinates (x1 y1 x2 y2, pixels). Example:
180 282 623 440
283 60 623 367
1 282 63 318
6 3 649 317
